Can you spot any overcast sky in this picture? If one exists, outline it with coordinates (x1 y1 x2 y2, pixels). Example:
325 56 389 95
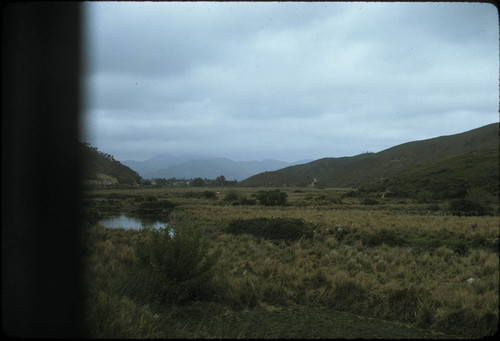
81 2 499 162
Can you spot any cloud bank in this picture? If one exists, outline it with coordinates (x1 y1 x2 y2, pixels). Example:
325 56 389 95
82 2 498 162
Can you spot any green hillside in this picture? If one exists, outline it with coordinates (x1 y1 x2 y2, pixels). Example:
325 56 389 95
240 123 499 188
364 147 500 200
81 143 142 186
239 170 312 187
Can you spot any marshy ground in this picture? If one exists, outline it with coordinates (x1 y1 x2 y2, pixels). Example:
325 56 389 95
83 187 498 338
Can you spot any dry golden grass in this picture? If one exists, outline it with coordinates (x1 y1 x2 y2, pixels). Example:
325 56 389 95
84 187 499 337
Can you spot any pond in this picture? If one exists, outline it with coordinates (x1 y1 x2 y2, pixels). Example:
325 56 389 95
98 213 169 230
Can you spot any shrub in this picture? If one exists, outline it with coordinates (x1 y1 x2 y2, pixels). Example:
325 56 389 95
445 238 469 256
434 307 498 337
132 226 220 305
448 186 495 216
466 187 493 207
361 198 379 205
86 291 164 338
134 199 176 216
384 286 421 322
224 217 314 243
256 189 288 206
362 229 406 247
416 190 433 203
203 190 217 199
327 274 369 313
223 189 240 202
222 190 255 205
235 197 256 206
448 199 490 216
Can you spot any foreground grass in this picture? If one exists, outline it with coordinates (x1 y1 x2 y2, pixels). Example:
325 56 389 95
83 187 499 338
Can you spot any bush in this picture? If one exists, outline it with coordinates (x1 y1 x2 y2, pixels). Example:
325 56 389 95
221 190 256 205
448 187 495 216
416 190 433 203
362 229 406 247
256 190 288 206
445 238 469 256
223 189 240 202
132 226 220 305
448 199 491 216
134 200 176 216
203 190 217 199
361 198 379 205
384 286 421 322
224 217 313 243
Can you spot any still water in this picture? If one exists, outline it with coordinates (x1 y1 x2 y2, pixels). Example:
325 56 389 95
98 214 168 230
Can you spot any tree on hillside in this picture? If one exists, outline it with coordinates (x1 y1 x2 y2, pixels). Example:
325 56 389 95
215 175 227 186
191 177 205 187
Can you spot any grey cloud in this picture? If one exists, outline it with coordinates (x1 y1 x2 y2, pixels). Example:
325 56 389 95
82 2 498 162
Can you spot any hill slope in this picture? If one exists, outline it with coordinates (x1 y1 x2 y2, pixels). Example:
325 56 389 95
240 123 499 187
81 143 142 185
364 147 500 199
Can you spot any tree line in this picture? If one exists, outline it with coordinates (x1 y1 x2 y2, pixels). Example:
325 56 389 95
143 175 238 187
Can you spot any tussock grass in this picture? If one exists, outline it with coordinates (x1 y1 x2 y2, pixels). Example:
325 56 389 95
84 187 499 338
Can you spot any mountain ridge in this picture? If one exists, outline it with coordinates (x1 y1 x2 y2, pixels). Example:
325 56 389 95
123 155 312 181
240 123 499 187
81 143 142 185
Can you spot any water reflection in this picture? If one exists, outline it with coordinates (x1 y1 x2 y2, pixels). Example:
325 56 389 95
98 214 168 230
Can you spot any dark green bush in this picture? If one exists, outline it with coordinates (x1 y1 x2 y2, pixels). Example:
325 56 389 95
384 287 422 322
470 236 499 253
448 186 496 216
133 226 220 305
416 190 432 203
362 229 407 247
361 198 379 205
256 190 288 206
223 189 240 202
445 238 469 256
134 199 177 216
434 307 498 337
448 199 491 216
224 217 314 243
203 190 217 199
233 197 256 206
222 190 255 205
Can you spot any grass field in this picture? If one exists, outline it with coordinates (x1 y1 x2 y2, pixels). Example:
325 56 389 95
83 187 499 338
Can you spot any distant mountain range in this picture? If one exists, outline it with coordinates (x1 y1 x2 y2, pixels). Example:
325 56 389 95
122 156 312 181
240 123 499 189
82 122 498 193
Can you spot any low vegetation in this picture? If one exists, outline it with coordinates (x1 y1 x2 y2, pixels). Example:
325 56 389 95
131 226 220 305
83 187 498 338
224 217 314 243
256 189 288 206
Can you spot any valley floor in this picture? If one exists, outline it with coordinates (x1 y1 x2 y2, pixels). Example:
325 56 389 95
83 187 499 338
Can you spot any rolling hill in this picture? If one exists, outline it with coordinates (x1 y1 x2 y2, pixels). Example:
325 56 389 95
240 123 499 188
363 147 499 199
81 143 142 185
